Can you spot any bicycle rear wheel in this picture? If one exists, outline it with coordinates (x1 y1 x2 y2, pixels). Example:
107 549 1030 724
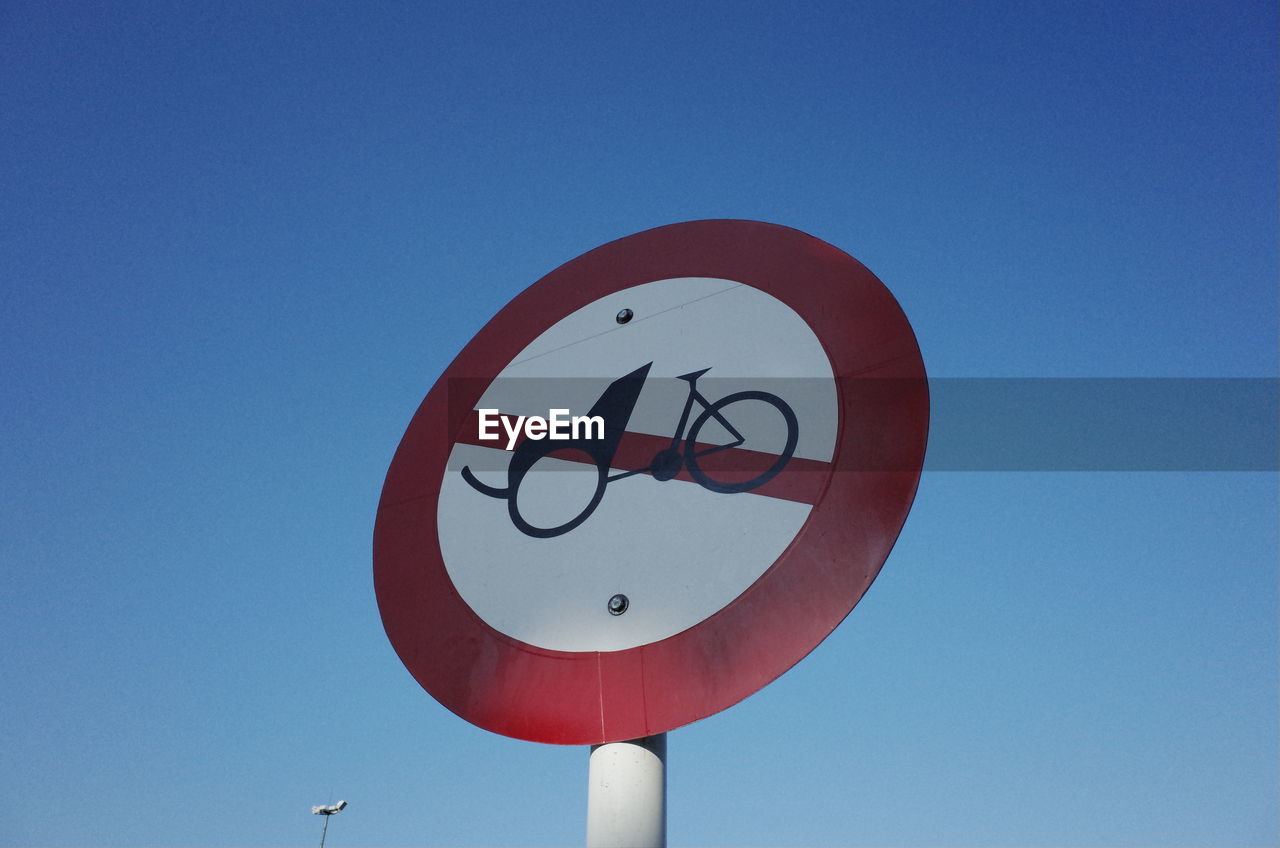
508 452 609 538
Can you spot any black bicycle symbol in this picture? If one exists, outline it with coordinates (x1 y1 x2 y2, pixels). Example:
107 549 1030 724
461 362 799 539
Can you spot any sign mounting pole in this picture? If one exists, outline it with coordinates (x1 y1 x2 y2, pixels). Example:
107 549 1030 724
586 734 667 847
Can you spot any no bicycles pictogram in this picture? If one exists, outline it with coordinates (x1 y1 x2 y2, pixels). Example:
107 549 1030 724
461 362 800 538
374 220 928 745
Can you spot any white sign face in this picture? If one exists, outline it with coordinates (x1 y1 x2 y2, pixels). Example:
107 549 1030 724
437 277 837 652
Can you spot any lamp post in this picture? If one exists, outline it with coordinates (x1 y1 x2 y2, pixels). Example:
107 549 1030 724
310 800 347 848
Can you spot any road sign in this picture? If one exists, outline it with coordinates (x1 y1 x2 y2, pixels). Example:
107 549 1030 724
374 220 928 745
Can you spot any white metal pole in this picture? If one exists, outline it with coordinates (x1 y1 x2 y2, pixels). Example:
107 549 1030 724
586 733 667 847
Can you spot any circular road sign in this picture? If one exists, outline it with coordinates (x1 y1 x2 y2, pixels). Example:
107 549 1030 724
374 219 928 745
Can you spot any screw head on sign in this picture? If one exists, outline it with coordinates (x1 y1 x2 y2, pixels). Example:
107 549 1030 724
607 594 629 615
615 308 633 324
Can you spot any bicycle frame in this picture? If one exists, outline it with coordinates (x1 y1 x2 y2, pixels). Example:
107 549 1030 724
606 368 745 483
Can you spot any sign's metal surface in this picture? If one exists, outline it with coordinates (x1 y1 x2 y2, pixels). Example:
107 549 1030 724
374 220 928 745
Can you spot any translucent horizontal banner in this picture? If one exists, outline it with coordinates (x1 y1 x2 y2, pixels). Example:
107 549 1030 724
444 377 1277 472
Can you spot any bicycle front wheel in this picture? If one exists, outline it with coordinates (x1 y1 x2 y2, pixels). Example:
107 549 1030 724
684 390 799 494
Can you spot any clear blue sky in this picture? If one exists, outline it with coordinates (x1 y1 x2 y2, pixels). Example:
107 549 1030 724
2 2 1275 846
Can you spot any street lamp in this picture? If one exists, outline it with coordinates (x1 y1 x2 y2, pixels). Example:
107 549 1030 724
311 800 347 848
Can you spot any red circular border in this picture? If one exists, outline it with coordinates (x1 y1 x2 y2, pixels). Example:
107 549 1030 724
373 220 928 745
